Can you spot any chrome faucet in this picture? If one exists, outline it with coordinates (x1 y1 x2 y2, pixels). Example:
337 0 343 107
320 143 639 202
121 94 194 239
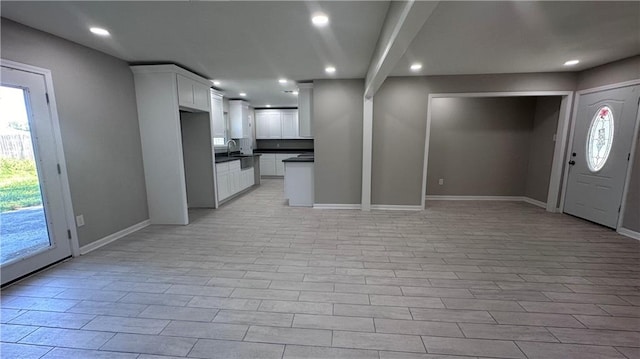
226 139 237 157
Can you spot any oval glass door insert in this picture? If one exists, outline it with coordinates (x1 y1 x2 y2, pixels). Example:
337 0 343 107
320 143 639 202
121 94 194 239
586 105 614 172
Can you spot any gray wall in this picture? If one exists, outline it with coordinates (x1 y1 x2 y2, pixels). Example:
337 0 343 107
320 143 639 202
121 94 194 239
372 77 429 205
313 79 363 205
372 73 577 205
427 97 536 197
576 56 640 232
576 56 640 91
1 19 148 247
525 97 561 202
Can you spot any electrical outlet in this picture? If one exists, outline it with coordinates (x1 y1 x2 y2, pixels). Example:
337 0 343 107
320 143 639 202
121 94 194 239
438 178 444 185
76 214 85 227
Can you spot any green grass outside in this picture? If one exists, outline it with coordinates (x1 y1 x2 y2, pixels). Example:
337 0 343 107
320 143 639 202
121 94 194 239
1 158 42 212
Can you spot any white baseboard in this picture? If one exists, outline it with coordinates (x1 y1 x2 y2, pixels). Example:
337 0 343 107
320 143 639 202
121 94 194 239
426 195 547 209
426 195 524 201
371 205 423 211
522 197 547 209
313 204 361 210
80 219 151 255
618 227 640 241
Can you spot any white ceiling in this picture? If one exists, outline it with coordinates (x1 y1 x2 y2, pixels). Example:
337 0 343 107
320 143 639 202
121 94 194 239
0 1 390 107
2 1 639 107
393 1 640 76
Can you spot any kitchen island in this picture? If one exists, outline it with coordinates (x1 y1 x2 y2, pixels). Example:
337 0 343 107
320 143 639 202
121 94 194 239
283 154 314 207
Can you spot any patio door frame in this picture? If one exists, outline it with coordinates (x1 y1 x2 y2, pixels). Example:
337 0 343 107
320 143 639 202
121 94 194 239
1 59 79 283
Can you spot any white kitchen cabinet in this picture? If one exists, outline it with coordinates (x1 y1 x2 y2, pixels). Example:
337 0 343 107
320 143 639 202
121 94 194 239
230 160 241 194
268 113 282 138
255 111 269 139
297 83 313 138
131 65 214 225
257 109 309 139
216 159 255 202
260 153 277 176
256 110 278 139
210 90 225 141
259 153 300 177
216 161 230 201
177 74 210 112
255 110 283 139
276 153 288 176
276 153 299 176
281 110 299 139
229 100 251 138
241 168 254 189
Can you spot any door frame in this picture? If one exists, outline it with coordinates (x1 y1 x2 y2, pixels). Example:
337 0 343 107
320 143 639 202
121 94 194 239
560 79 640 233
421 91 574 212
1 59 80 258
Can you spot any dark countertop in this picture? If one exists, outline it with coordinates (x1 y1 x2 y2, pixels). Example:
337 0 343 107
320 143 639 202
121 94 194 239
214 157 240 164
254 149 314 154
282 156 314 163
214 153 261 164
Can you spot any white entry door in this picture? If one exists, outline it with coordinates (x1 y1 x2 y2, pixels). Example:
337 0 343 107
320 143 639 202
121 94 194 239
1 63 73 285
564 85 639 228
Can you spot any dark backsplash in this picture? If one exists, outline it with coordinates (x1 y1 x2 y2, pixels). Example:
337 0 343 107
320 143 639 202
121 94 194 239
256 139 314 150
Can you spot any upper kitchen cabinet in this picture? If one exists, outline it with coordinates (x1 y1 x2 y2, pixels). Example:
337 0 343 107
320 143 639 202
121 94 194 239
210 89 225 144
130 64 214 225
255 109 305 139
297 83 313 138
229 100 251 138
281 110 299 139
177 74 210 112
255 110 282 139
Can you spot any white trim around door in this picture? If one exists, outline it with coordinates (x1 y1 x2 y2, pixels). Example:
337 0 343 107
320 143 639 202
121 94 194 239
421 91 574 212
1 59 79 284
3 60 80 257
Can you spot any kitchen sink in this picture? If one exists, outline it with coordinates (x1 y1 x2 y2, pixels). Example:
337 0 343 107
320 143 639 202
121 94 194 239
238 156 253 169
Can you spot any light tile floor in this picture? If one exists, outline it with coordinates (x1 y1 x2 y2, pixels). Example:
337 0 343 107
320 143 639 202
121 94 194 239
1 179 639 358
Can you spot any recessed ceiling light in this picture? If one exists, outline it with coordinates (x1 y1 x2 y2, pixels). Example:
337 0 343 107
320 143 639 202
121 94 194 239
278 78 288 84
312 13 329 27
292 91 299 96
410 63 423 71
239 92 247 97
266 104 272 108
212 80 221 86
564 59 580 66
325 66 336 74
89 27 110 36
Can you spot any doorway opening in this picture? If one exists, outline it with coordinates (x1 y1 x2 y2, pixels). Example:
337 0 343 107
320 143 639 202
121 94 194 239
422 91 574 213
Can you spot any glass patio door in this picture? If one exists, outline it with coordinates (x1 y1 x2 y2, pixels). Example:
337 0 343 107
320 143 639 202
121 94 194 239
1 64 72 285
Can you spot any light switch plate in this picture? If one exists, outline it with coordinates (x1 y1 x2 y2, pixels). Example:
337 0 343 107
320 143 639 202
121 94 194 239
438 178 444 185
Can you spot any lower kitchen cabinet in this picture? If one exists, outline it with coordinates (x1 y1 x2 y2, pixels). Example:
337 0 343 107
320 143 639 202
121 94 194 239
259 153 301 177
216 159 255 202
260 154 276 176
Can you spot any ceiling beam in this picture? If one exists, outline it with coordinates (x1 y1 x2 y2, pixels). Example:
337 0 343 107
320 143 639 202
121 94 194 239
364 1 439 98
